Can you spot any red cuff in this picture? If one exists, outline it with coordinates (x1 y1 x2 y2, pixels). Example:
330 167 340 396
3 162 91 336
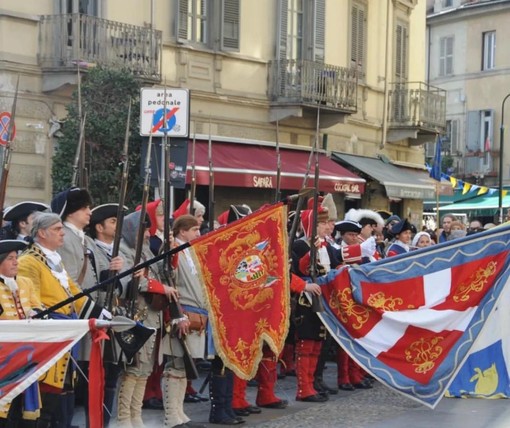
147 278 166 294
341 244 362 264
171 253 179 270
290 274 306 293
298 253 311 276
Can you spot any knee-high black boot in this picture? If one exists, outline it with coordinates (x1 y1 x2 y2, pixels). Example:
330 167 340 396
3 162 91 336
209 357 243 425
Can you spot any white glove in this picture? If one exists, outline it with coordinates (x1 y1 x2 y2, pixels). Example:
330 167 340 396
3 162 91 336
360 237 376 258
99 308 113 320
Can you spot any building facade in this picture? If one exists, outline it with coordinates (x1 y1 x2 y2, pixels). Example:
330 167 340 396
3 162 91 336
427 0 510 189
1 0 445 226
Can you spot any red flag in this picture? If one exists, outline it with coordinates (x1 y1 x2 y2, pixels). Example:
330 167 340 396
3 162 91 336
0 320 91 407
190 203 290 379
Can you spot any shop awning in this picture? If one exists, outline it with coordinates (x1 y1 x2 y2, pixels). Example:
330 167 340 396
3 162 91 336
186 141 365 194
438 194 510 211
331 153 436 200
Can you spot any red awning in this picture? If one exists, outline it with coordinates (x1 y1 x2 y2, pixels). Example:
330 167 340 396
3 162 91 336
186 141 365 194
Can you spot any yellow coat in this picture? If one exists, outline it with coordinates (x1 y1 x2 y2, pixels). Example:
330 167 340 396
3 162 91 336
0 276 41 320
0 276 42 420
17 245 100 389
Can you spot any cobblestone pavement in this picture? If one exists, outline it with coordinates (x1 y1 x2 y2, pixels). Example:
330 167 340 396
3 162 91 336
76 363 510 428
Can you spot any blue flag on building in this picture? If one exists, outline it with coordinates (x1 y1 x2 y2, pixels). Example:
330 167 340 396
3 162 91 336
430 135 442 181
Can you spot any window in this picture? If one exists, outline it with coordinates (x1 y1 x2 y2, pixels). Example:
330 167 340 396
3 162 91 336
442 0 453 7
287 0 304 61
466 110 493 174
394 20 409 82
176 0 239 51
439 36 454 76
277 0 325 62
444 119 459 153
178 0 208 44
351 1 367 81
481 110 493 169
482 31 495 70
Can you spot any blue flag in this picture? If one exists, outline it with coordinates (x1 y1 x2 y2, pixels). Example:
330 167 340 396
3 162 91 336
430 135 442 181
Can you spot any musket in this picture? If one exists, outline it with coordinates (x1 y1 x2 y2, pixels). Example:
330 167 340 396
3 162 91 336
189 132 196 216
126 120 154 319
71 112 87 188
104 100 132 313
208 117 215 231
274 120 282 203
304 107 324 312
0 75 19 224
162 89 199 380
307 106 325 312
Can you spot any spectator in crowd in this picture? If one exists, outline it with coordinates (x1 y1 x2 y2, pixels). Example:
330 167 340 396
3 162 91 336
411 231 433 249
467 219 484 235
447 221 466 241
438 214 458 243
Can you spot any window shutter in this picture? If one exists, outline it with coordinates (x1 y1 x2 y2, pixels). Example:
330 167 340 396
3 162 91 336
395 21 408 81
446 36 453 75
439 37 446 76
451 119 459 153
276 0 288 60
351 2 366 79
466 111 481 152
177 0 189 41
222 0 239 50
314 0 325 62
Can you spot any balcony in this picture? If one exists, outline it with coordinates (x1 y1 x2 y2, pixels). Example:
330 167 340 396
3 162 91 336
268 59 358 128
387 82 446 145
39 14 162 92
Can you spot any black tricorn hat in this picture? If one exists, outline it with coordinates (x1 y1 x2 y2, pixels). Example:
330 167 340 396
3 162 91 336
4 201 50 222
0 239 27 255
90 203 128 226
227 204 252 224
334 220 362 234
390 218 413 235
51 187 93 219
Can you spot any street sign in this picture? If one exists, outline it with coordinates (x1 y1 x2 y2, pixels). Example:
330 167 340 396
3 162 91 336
0 112 15 146
140 88 190 137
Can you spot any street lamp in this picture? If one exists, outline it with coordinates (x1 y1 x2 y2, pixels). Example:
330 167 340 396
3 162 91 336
498 93 510 224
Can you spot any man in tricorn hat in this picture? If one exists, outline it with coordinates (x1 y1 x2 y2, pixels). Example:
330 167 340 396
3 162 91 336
87 203 128 426
3 201 49 241
0 239 42 428
18 212 108 428
51 188 122 426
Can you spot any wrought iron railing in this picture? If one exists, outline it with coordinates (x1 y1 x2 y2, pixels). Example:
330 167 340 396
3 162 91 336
39 14 162 81
388 81 446 130
269 59 357 112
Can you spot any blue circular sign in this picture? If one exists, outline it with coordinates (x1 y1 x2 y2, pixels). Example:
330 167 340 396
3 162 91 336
153 108 176 133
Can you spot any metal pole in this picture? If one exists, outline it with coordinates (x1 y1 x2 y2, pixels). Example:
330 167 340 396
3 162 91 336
499 93 510 224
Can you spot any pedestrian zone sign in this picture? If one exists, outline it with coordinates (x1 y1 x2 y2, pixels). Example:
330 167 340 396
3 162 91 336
140 88 189 137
